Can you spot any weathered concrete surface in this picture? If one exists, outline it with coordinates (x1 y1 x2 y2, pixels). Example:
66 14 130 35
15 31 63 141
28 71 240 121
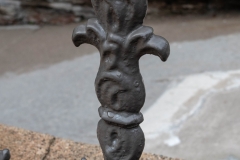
0 124 181 160
143 70 240 160
174 87 240 160
0 14 240 76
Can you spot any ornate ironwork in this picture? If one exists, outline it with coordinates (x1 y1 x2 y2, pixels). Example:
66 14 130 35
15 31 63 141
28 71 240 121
0 150 10 160
72 0 170 159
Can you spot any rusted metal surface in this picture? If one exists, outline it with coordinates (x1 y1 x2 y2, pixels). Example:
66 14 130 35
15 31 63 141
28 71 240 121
0 150 10 160
72 0 170 159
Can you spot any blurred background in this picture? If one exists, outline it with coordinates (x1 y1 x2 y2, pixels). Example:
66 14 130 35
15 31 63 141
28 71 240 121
1 0 240 25
0 0 240 160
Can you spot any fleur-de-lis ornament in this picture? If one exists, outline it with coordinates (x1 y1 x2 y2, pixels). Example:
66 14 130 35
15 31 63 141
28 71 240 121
73 0 170 159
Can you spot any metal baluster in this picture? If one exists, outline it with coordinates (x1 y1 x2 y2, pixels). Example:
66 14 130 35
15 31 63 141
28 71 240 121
72 0 170 159
0 150 10 160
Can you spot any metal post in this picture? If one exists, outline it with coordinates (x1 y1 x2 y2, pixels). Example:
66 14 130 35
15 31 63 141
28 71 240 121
0 150 10 160
72 0 170 159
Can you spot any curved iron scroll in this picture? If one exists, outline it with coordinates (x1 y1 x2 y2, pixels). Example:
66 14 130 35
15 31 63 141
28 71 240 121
73 0 170 159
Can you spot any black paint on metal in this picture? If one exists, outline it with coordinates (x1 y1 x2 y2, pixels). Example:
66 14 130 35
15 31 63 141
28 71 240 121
0 150 10 160
72 0 170 159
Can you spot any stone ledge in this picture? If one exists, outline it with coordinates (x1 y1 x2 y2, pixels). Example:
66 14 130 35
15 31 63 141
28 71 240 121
0 124 181 160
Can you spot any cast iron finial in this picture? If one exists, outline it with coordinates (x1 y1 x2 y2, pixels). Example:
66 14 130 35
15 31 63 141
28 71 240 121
0 149 10 160
72 0 170 159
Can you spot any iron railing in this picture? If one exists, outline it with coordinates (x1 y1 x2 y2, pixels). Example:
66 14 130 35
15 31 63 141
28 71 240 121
72 0 170 159
0 149 10 160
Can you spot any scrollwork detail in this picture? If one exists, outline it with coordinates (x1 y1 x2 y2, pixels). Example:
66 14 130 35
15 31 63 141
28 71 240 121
72 0 170 159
